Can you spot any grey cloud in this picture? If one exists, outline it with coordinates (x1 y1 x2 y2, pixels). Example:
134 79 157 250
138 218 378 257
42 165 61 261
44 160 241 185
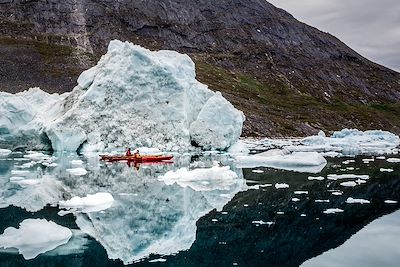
268 0 400 71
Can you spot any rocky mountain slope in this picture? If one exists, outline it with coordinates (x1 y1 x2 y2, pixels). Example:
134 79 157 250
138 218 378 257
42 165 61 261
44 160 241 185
1 0 399 136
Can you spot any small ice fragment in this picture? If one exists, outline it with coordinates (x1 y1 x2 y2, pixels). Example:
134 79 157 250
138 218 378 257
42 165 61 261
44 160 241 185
380 168 394 172
243 204 249 207
252 169 264 173
221 211 228 215
384 200 398 204
346 167 354 170
149 258 167 263
11 179 41 186
387 158 400 163
0 148 12 156
294 191 308 195
362 158 374 163
376 156 385 160
327 174 369 180
277 212 284 215
346 197 370 204
300 214 306 217
332 191 343 196
323 208 344 214
340 181 357 187
315 200 330 203
292 198 300 202
275 183 289 189
212 219 218 222
308 176 324 181
356 179 367 184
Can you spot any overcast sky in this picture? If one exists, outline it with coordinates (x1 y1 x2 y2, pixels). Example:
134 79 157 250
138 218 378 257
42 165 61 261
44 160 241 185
268 0 400 72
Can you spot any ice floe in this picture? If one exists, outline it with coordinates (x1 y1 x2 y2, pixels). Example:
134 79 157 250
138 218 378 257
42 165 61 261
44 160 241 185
0 149 12 156
327 174 369 180
0 219 72 259
323 208 344 214
340 181 358 187
386 158 400 163
235 151 327 173
346 197 370 204
380 168 394 172
275 183 289 189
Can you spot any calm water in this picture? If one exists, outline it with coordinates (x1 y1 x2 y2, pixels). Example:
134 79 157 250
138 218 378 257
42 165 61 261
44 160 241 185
0 151 399 267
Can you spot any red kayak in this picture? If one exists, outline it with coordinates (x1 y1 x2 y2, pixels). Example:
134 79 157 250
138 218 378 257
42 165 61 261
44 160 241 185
100 154 173 162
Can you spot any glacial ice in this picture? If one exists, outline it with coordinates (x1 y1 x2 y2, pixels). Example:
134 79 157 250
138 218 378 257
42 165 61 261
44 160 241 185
1 40 244 152
0 219 72 259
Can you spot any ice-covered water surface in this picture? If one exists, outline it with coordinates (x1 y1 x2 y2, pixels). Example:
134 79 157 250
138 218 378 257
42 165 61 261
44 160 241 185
0 142 399 266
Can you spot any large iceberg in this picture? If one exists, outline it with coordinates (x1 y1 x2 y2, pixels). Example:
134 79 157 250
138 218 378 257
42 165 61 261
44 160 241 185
0 40 244 152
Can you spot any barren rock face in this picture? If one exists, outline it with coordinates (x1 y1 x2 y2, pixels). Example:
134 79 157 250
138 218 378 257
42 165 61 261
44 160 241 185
1 0 399 136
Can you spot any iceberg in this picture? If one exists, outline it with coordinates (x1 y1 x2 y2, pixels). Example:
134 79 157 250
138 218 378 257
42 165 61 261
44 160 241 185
0 219 72 259
1 40 244 152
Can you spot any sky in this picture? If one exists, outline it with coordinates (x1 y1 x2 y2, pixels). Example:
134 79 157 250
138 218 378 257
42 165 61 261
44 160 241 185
268 0 400 72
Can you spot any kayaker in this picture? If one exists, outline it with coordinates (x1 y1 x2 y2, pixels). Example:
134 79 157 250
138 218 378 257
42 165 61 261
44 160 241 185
133 149 140 158
126 148 132 156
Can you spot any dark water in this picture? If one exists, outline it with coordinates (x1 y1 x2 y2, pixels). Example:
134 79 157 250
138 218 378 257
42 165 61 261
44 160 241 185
0 152 399 267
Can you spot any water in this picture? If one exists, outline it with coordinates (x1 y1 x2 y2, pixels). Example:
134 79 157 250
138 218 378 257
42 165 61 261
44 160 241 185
0 151 399 266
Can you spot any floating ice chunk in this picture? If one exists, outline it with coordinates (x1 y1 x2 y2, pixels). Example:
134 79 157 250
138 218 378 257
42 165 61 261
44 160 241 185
340 181 358 187
277 212 285 215
158 165 241 191
227 141 250 155
376 156 386 160
59 193 114 213
235 151 327 173
384 200 398 204
346 197 370 204
331 191 343 196
148 258 167 263
362 158 374 163
355 179 367 185
323 208 344 214
380 168 394 172
386 158 400 163
294 191 308 195
0 219 72 259
252 169 264 173
252 220 274 226
315 200 330 203
275 183 289 189
308 176 325 181
292 198 300 202
66 168 87 176
327 174 369 180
